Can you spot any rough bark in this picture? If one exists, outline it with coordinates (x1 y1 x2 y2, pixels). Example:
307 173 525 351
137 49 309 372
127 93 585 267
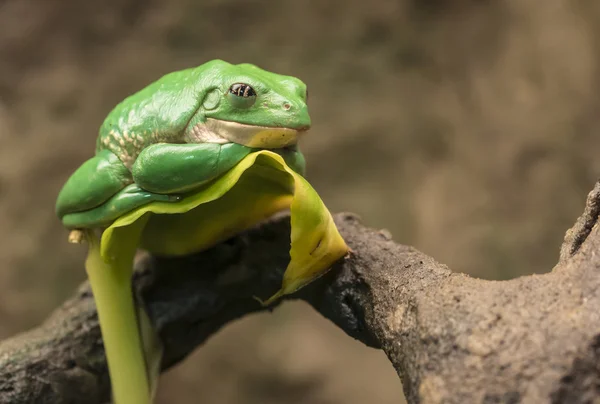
1 182 600 404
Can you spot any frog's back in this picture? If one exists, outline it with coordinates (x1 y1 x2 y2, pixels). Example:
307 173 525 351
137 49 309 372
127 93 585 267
96 62 223 168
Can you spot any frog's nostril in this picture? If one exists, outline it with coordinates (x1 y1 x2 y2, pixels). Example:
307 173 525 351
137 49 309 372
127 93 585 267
283 103 291 110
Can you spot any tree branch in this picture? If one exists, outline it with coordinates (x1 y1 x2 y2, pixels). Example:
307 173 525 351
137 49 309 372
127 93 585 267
2 182 600 404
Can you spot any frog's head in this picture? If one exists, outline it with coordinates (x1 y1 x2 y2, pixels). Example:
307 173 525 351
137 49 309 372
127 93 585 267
186 60 311 149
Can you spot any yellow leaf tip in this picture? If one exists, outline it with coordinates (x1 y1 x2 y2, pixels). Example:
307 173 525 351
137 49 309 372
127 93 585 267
251 295 267 307
253 289 285 307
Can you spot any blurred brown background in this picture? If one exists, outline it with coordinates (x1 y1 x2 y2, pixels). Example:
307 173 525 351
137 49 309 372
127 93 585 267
1 0 599 403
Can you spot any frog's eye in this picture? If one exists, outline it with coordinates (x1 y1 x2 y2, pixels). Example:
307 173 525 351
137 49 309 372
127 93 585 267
229 83 256 98
228 83 257 108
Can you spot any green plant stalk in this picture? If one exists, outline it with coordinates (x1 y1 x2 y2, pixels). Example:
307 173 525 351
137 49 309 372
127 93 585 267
85 230 151 404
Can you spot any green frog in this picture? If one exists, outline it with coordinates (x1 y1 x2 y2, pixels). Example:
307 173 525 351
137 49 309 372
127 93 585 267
56 59 310 229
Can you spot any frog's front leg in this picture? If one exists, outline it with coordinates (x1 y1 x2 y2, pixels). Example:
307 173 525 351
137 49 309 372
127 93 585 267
275 146 306 176
132 142 252 194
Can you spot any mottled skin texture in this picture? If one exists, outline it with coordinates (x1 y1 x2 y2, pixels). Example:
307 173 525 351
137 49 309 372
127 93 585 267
56 60 310 229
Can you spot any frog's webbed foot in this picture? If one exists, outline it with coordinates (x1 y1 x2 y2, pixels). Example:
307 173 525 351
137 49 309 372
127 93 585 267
62 184 182 229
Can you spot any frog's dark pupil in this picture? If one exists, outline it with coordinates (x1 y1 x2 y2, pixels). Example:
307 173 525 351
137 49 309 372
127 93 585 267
230 83 256 98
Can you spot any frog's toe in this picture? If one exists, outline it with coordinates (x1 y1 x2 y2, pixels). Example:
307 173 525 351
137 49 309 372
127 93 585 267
153 193 182 202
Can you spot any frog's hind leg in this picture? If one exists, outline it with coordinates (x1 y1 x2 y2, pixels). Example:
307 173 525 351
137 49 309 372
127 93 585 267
56 150 132 218
56 150 178 229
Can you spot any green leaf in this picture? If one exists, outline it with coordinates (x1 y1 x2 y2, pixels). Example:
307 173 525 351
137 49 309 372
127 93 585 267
100 150 348 304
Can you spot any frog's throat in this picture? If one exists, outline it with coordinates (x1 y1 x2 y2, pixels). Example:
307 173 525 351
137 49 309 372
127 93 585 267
187 118 308 149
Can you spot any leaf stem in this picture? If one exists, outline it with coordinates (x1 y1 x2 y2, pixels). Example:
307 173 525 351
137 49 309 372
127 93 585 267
85 230 151 404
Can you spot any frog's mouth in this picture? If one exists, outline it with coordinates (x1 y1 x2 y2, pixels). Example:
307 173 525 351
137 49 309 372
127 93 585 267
188 118 309 149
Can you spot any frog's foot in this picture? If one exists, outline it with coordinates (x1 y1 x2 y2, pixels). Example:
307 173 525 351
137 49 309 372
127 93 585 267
120 184 182 203
62 184 181 229
68 229 86 244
